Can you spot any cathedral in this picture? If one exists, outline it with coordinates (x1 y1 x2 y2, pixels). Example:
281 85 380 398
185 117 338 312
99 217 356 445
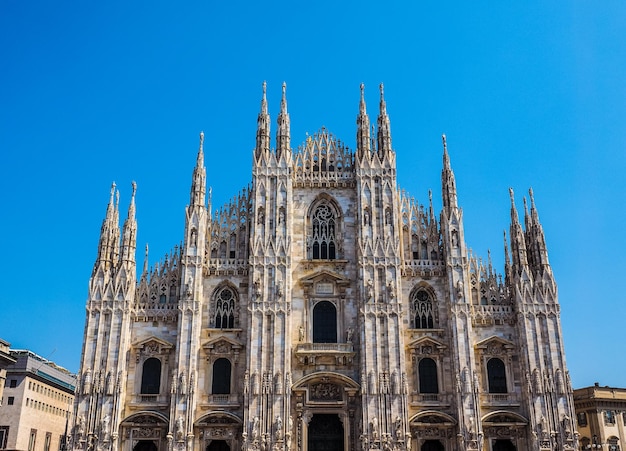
71 83 578 451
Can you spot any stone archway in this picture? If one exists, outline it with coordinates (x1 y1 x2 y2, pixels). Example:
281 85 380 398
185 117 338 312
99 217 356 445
206 439 231 451
292 372 360 451
308 414 344 451
121 412 169 451
133 441 158 451
492 439 516 451
195 411 242 451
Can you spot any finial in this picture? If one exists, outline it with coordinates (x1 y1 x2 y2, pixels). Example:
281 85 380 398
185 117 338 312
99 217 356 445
131 181 137 197
109 182 116 204
379 83 384 98
429 189 433 203
509 187 515 204
262 81 267 98
529 187 536 207
282 81 286 96
442 134 447 151
523 196 528 213
360 83 365 97
199 131 204 145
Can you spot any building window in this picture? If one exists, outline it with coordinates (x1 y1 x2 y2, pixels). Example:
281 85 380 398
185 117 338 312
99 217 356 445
9 380 16 388
605 410 616 425
28 429 36 451
313 301 337 343
311 203 336 260
212 358 232 394
0 426 9 449
487 358 507 393
607 437 620 451
6 398 13 406
140 358 161 394
44 432 51 451
412 289 434 329
214 286 236 329
577 412 587 427
418 358 439 394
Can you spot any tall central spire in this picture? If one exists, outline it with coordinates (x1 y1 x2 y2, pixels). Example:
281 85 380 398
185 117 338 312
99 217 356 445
121 181 137 264
441 134 458 214
376 83 392 157
356 83 371 160
255 82 270 160
190 132 206 208
276 82 290 158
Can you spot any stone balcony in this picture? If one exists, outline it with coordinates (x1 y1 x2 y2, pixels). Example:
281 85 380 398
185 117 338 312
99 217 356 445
294 342 355 366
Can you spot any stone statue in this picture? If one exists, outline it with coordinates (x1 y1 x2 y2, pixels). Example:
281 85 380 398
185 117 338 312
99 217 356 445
346 327 354 343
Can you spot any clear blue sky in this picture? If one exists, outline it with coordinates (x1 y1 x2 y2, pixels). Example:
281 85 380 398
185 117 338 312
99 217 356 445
1 1 625 388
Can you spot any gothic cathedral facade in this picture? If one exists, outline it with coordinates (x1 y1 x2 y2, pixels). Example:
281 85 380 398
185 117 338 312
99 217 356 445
71 83 578 451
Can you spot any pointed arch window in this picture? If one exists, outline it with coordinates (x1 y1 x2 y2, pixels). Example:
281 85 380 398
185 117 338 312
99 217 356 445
418 358 439 394
487 358 507 393
214 286 236 329
311 203 336 260
412 290 435 329
313 301 337 343
140 358 161 394
212 358 232 394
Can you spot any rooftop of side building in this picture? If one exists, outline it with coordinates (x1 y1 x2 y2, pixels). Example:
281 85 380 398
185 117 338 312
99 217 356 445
574 382 626 402
6 349 77 392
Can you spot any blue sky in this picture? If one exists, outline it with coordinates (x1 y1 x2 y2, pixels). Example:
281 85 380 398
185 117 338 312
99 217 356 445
1 1 625 388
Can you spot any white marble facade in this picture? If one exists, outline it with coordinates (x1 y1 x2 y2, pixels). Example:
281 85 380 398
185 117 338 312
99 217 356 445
71 83 577 451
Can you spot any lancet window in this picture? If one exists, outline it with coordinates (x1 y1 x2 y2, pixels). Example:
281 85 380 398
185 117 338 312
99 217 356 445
140 358 161 394
213 286 237 329
418 358 439 394
487 358 507 393
313 301 337 343
212 358 232 394
412 289 435 329
311 202 337 260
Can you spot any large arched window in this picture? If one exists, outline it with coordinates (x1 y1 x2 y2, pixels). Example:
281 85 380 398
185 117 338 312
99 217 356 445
313 301 337 343
140 358 161 394
487 358 507 393
214 286 236 329
311 203 337 260
418 358 439 394
412 289 435 329
212 358 232 394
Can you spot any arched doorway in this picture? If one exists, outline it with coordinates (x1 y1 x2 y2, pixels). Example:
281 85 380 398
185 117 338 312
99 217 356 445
493 439 516 451
308 414 344 451
133 441 158 451
207 440 230 451
420 440 444 451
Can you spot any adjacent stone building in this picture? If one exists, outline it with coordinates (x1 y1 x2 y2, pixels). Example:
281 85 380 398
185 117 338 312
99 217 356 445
70 83 578 451
0 350 76 451
574 384 626 450
0 340 16 409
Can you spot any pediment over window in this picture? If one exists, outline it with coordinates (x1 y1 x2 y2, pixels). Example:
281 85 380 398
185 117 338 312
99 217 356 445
300 270 350 298
195 411 242 426
132 337 174 356
482 410 528 426
475 336 515 356
408 336 447 355
410 410 457 426
202 336 244 356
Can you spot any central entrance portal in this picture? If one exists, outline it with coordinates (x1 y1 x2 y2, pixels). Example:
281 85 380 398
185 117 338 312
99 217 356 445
308 414 344 451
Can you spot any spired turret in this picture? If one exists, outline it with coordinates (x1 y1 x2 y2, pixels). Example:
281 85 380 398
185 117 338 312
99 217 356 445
356 83 371 161
376 83 392 159
94 182 120 275
255 82 270 162
276 82 290 159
